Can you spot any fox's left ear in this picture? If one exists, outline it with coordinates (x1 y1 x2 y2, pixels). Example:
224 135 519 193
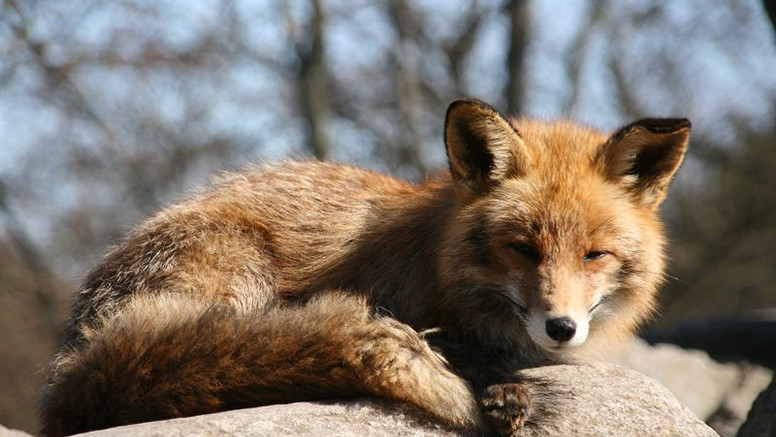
597 118 691 209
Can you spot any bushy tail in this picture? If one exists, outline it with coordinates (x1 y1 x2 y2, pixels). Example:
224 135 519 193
40 292 480 436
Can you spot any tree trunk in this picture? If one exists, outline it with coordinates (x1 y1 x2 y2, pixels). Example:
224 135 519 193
506 0 529 116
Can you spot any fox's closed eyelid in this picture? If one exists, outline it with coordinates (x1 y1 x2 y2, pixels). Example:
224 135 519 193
583 251 609 262
509 241 541 261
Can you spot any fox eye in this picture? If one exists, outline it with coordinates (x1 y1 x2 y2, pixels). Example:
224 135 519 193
510 242 540 262
584 251 608 262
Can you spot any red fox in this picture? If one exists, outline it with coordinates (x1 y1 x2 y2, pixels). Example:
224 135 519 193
40 99 690 436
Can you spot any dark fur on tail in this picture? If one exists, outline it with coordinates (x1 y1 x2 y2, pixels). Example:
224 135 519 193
40 292 480 437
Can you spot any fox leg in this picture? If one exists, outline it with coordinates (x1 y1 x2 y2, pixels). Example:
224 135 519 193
40 291 482 436
433 342 535 436
478 383 531 435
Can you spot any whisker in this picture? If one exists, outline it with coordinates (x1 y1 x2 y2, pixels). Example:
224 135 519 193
665 274 686 284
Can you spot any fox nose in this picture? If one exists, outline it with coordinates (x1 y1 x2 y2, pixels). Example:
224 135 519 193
546 317 577 342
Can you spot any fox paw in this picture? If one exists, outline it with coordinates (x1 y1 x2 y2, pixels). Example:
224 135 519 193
479 382 531 436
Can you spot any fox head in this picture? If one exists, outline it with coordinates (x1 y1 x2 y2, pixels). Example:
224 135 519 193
438 99 690 357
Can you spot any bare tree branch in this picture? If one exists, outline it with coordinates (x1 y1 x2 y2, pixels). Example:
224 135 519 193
284 0 332 159
443 0 487 95
506 0 529 115
563 1 604 114
388 0 429 175
0 181 61 337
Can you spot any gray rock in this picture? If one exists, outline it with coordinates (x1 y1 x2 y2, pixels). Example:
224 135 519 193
611 338 742 420
0 425 34 437
610 338 773 437
737 376 776 437
77 400 466 437
513 363 718 437
70 363 717 437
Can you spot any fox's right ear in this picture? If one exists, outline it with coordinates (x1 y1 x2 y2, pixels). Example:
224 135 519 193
597 118 691 209
444 99 529 200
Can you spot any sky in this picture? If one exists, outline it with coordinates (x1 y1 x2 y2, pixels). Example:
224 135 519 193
0 0 774 276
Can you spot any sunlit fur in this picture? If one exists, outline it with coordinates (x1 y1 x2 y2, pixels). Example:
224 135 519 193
40 100 689 437
438 118 680 358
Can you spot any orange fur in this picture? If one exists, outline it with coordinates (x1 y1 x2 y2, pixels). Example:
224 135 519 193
40 100 689 436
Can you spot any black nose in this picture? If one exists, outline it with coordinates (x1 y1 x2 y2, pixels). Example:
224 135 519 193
546 317 577 342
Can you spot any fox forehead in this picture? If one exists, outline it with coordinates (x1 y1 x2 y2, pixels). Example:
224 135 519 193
479 119 645 256
510 117 610 170
486 177 638 255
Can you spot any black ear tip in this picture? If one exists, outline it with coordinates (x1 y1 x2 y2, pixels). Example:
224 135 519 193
446 98 496 116
633 117 692 133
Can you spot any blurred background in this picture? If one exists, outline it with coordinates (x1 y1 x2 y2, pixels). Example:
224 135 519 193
0 0 774 434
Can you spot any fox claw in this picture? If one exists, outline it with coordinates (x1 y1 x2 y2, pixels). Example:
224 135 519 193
479 382 531 436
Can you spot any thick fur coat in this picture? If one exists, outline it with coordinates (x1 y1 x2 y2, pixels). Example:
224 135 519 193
40 100 690 436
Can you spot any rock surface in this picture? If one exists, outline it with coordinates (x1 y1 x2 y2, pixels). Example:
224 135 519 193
52 363 719 437
0 425 33 437
612 339 742 419
610 338 773 437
